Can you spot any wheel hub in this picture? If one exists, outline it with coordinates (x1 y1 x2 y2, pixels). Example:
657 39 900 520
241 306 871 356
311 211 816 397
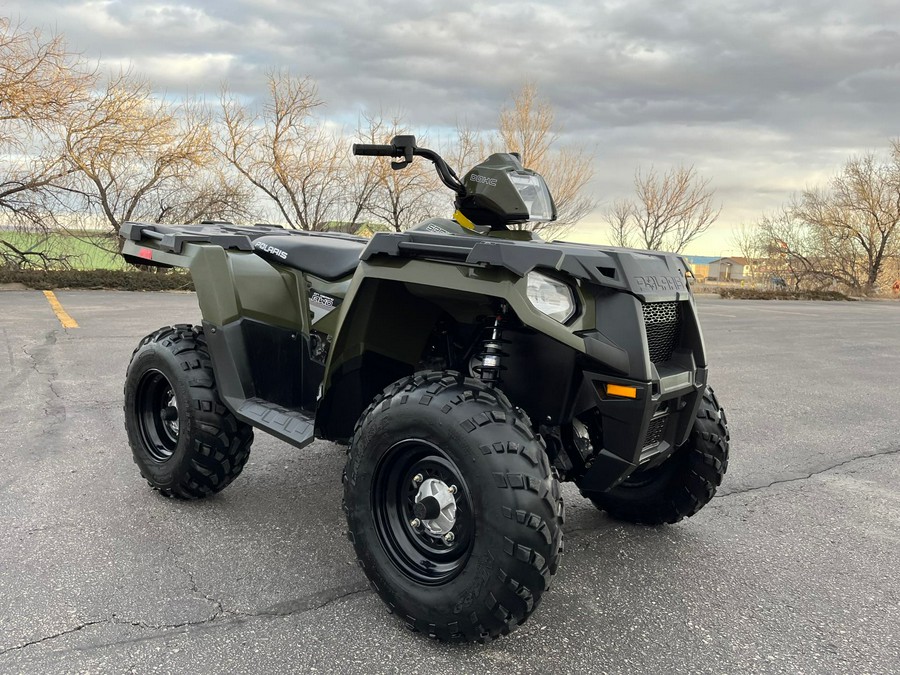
162 392 179 438
414 478 457 536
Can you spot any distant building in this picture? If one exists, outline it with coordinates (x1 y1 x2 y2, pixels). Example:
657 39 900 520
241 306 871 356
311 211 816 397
682 255 719 281
707 257 751 281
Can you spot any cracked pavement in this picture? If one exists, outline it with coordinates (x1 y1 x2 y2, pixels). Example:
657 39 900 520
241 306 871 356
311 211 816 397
0 291 898 673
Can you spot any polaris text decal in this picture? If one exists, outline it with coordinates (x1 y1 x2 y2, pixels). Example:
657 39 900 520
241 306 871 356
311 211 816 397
253 241 288 260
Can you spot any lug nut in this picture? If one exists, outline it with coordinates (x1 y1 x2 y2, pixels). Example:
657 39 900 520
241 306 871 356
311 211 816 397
448 485 457 495
443 532 455 543
412 474 423 486
410 518 421 528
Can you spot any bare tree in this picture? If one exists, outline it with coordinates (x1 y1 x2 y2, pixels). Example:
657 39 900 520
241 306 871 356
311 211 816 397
607 199 633 248
607 165 720 253
0 18 94 228
139 164 258 225
219 72 370 232
497 83 555 170
749 146 900 295
61 71 213 234
792 151 900 294
753 210 821 290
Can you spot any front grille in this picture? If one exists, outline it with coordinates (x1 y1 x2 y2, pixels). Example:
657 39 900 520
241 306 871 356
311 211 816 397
642 301 681 363
644 415 667 448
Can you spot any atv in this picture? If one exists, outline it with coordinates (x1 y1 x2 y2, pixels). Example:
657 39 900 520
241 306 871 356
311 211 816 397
120 135 729 642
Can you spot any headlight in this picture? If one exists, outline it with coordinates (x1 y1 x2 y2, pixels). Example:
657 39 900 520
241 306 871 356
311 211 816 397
508 173 554 221
526 271 576 323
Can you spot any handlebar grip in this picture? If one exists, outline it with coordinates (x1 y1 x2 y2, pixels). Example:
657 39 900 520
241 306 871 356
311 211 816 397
352 143 396 157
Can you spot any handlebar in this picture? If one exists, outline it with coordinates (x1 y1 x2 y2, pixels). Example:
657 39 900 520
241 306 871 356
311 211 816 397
353 136 465 197
415 147 465 197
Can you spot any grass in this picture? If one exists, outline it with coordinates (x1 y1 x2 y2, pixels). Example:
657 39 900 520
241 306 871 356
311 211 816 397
0 230 126 270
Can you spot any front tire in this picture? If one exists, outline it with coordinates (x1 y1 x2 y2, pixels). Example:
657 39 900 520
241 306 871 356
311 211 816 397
124 324 253 499
344 371 564 642
584 386 729 525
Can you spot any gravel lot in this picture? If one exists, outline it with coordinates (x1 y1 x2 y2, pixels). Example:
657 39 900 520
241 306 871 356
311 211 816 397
1 290 898 674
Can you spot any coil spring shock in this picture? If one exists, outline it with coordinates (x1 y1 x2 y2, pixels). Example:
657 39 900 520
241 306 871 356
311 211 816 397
474 303 509 385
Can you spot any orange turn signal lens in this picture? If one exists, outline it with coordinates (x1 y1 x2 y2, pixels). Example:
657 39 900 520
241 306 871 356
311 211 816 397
606 384 638 399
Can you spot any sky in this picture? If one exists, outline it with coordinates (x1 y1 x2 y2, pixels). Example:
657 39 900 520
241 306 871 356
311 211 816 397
5 0 899 254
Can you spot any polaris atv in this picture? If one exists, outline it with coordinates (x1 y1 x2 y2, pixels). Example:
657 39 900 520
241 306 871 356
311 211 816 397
120 135 729 642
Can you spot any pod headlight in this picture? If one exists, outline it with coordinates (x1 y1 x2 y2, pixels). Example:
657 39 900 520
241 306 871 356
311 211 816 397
526 271 576 323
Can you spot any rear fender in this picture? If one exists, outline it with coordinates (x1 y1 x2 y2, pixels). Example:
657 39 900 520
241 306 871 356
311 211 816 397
130 242 308 412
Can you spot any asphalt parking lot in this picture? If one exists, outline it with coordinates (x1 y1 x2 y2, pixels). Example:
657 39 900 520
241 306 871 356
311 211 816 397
1 290 898 674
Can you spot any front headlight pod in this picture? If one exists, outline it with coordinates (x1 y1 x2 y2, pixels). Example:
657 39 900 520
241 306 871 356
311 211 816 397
526 271 576 323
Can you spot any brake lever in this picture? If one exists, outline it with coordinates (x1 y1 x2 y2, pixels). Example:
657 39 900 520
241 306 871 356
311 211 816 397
390 142 415 170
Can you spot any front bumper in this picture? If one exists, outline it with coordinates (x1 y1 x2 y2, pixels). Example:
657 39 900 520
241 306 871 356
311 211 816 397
575 365 707 492
564 286 708 492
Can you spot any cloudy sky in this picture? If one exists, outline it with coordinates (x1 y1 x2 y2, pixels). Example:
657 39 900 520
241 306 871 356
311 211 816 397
6 0 899 253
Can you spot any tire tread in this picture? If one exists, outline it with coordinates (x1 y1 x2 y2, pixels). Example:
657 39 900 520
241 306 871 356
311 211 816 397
124 325 253 500
344 370 563 642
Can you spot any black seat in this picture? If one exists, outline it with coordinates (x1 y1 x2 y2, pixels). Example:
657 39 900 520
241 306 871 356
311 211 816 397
252 235 366 280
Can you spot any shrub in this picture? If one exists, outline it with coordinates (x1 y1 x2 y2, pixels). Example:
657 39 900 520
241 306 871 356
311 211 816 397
717 287 851 301
0 269 194 291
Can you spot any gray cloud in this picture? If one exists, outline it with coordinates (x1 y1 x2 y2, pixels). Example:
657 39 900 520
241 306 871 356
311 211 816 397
6 0 899 252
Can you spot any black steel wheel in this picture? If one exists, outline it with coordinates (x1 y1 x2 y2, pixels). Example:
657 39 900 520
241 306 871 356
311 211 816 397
344 371 564 642
124 325 253 499
134 369 180 462
372 440 474 584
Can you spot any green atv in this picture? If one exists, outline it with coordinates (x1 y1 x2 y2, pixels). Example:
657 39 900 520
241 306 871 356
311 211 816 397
121 135 729 642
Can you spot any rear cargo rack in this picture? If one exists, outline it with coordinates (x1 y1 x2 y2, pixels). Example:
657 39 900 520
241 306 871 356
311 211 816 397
120 221 367 255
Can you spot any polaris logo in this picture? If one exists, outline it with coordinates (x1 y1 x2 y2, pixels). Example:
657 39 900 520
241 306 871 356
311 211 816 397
253 241 288 260
633 275 685 292
469 174 498 187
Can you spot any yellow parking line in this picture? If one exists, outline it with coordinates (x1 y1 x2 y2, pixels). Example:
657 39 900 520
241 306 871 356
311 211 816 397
42 290 79 329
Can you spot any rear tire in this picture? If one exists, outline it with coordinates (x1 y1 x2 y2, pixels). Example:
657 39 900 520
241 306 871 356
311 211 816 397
584 386 729 525
343 371 564 642
124 324 253 499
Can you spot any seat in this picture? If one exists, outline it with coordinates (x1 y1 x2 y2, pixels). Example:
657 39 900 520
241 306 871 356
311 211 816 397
252 234 366 280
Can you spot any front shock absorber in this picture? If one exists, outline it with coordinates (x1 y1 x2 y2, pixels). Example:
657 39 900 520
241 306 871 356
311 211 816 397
474 303 509 385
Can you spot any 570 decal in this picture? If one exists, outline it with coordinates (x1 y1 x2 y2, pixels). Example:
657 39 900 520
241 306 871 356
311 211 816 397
633 275 685 292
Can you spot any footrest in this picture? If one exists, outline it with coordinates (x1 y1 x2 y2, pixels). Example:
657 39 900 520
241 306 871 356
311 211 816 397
236 397 315 448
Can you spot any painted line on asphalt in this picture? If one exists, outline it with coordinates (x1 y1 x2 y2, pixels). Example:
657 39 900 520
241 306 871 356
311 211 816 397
42 290 79 328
